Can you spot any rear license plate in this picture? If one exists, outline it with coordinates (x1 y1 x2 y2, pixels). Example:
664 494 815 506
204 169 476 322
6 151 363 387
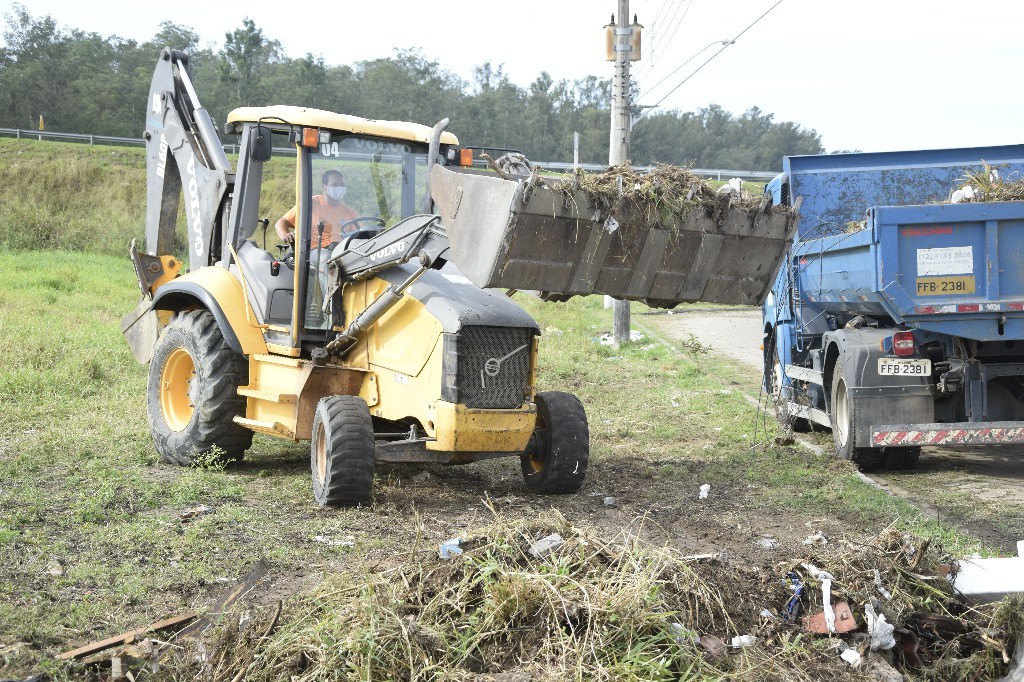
916 276 975 296
878 358 931 376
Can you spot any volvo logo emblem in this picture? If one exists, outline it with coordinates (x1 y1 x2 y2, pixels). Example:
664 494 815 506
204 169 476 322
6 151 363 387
480 344 529 388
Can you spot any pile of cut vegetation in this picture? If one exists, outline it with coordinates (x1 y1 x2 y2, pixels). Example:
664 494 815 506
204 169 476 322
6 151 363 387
484 153 795 256
953 162 1024 202
146 510 1018 682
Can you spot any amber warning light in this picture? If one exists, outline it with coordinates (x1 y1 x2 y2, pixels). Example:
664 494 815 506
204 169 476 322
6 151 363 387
301 127 319 148
446 148 474 166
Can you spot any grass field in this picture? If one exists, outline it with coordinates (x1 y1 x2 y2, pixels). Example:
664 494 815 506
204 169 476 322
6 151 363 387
0 138 1017 680
1 247 1007 680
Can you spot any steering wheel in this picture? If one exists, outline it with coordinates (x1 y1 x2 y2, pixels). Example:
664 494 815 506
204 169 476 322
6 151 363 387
339 216 386 233
338 217 386 252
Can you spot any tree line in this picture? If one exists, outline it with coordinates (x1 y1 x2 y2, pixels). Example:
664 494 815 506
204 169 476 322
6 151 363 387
0 5 824 169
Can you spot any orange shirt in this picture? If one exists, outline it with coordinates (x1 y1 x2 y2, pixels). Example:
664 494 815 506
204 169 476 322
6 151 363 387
282 195 358 248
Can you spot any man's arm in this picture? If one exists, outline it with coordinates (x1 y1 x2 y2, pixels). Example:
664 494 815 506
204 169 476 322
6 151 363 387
275 206 297 242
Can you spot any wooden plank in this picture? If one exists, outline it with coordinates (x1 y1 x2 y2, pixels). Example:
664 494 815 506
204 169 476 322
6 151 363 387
58 612 198 661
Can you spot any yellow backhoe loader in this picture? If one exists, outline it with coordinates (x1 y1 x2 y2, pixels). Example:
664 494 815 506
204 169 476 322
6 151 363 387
121 49 796 506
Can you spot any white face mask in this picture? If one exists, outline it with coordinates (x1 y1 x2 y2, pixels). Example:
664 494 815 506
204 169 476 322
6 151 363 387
325 185 347 202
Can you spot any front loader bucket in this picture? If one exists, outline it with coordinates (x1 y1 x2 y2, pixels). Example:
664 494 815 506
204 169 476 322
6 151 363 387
429 164 798 307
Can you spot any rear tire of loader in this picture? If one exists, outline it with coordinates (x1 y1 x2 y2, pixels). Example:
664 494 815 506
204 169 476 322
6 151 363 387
310 396 375 507
147 310 252 466
829 361 884 471
521 391 589 494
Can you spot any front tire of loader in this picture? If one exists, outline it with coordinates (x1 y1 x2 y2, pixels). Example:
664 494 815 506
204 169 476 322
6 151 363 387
310 396 375 507
147 310 253 466
521 391 589 494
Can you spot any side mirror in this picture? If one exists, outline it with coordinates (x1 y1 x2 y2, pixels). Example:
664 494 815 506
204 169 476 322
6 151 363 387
248 124 272 163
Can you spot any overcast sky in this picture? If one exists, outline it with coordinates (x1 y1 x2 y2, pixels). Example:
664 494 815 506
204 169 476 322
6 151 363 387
5 0 1023 158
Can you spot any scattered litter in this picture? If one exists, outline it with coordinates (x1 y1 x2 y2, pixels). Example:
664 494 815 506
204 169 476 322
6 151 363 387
717 177 744 198
756 537 779 551
803 600 856 634
528 533 564 558
759 609 775 620
179 505 214 522
874 568 892 600
730 634 756 648
865 603 896 650
802 531 828 546
783 572 804 622
667 622 695 645
58 612 199 661
602 496 616 506
699 634 728 659
597 330 645 346
438 538 463 559
312 535 354 547
603 214 619 234
639 343 657 351
587 492 609 497
839 647 862 667
949 540 1024 602
698 484 711 500
543 326 564 336
46 559 63 576
801 563 837 632
950 183 980 203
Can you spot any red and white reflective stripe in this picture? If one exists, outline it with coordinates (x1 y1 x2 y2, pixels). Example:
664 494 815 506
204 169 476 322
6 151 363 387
872 427 1024 446
914 302 1024 314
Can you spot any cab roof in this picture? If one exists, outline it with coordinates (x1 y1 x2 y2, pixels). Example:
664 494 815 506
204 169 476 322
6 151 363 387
226 105 459 145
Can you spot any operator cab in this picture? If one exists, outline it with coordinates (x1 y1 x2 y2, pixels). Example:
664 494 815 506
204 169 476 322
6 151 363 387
222 106 462 354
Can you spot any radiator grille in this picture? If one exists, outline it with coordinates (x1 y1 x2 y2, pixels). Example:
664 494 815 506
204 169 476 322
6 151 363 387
442 326 533 409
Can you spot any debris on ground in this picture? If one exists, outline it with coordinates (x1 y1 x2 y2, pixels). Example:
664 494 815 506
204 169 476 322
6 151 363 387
698 483 711 500
179 504 214 522
106 514 1020 681
439 537 463 559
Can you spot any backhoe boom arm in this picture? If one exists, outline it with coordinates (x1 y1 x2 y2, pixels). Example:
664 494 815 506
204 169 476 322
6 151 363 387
144 48 232 268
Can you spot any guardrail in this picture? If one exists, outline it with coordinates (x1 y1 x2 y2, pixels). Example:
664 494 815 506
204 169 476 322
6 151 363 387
0 127 777 181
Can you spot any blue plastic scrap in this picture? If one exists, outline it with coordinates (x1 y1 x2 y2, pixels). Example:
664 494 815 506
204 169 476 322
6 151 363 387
784 571 804 622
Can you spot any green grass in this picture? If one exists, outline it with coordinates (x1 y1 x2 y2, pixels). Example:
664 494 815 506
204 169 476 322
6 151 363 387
0 251 1005 675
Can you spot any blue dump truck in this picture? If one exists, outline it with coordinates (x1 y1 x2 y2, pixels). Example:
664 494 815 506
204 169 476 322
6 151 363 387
762 144 1024 470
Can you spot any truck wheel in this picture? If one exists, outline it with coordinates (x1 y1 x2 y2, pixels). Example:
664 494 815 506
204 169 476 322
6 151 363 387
311 396 375 507
521 391 589 494
766 334 811 433
829 362 884 471
147 310 252 466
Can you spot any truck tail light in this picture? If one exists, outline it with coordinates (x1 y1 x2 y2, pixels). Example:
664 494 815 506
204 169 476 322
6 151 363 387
893 331 915 357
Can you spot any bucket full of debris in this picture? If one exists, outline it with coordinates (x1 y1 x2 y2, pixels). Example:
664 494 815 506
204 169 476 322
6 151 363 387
429 157 798 308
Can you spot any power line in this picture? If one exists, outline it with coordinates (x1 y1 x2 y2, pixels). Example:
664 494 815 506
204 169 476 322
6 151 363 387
638 38 730 100
636 0 784 121
645 0 693 74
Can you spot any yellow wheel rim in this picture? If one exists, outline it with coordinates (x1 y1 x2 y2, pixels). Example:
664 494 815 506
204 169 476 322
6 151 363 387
161 347 196 432
314 422 327 485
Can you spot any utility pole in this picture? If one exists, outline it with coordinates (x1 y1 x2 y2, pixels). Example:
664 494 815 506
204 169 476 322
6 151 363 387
610 0 632 346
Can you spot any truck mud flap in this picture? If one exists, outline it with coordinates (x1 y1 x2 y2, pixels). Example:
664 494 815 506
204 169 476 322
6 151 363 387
872 422 1024 447
429 165 798 308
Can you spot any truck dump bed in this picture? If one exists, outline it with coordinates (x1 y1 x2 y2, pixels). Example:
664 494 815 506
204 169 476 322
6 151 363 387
797 201 1024 342
781 144 1024 342
430 165 797 308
